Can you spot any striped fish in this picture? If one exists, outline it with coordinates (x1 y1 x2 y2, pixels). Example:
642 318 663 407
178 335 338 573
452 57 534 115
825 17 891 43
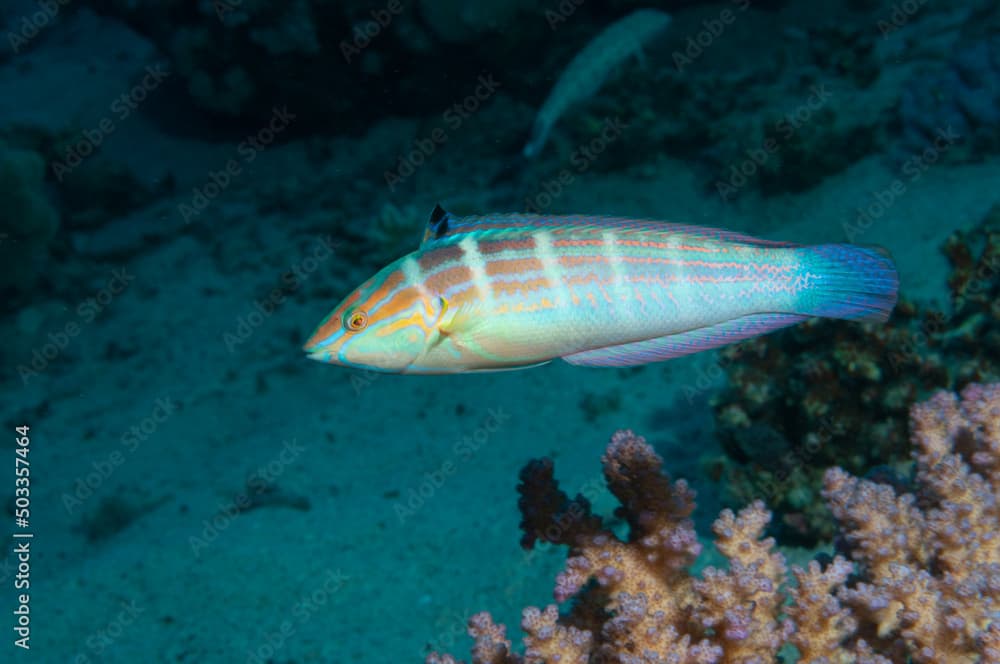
303 205 898 373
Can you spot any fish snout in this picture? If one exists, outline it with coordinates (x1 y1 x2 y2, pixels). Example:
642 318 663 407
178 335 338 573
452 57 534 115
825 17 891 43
302 313 345 361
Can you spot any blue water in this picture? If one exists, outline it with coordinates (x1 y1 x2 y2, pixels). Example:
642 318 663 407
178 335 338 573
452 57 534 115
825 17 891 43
1 1 998 662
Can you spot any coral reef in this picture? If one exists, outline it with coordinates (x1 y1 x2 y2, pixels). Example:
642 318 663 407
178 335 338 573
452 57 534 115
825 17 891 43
941 202 1000 365
823 382 1000 662
585 15 896 197
84 0 360 121
427 384 1000 663
575 5 993 196
699 24 888 199
81 0 545 128
897 35 1000 166
709 305 940 545
68 0 992 200
710 203 1000 544
74 0 986 198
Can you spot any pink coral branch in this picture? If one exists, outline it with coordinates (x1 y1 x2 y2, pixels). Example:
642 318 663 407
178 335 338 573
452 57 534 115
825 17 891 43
429 384 1000 663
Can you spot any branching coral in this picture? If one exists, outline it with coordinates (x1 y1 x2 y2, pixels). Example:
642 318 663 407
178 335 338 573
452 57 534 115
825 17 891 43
711 202 999 545
430 431 778 663
824 382 1000 662
428 384 1000 663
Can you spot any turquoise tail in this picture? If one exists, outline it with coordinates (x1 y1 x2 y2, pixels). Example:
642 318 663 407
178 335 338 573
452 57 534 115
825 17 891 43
795 244 899 323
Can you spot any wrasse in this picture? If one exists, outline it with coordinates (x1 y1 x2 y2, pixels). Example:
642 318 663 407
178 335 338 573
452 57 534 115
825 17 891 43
303 206 898 373
523 9 672 158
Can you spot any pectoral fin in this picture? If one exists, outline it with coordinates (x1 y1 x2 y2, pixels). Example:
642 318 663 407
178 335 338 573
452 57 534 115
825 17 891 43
433 297 491 351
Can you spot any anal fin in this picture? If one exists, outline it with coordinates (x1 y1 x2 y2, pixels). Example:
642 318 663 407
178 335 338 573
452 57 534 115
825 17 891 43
561 313 807 367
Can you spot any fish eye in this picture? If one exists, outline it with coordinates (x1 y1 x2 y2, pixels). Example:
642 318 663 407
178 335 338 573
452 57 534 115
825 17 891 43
343 309 368 332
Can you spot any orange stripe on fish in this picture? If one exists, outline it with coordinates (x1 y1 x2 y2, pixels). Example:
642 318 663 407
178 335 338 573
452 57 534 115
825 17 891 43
304 207 898 373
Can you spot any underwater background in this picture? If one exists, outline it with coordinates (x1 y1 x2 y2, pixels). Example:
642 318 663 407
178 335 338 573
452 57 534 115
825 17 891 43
1 0 999 661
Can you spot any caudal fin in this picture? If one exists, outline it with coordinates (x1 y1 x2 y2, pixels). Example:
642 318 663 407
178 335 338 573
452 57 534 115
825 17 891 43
796 244 899 323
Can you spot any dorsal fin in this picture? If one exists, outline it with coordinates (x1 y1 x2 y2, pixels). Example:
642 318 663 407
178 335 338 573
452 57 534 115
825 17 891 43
418 210 799 248
421 204 452 246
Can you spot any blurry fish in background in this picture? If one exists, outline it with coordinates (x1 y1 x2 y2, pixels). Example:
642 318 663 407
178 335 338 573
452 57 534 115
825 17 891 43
304 205 898 374
523 9 673 158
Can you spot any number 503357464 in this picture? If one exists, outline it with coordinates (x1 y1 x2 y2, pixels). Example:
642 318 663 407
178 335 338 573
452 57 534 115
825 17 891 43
15 426 30 520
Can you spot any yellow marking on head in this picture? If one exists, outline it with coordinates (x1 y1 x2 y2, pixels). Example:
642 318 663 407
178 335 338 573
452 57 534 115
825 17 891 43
376 309 428 337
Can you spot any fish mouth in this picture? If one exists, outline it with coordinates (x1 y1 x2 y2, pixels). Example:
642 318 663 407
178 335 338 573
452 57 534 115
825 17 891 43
302 333 335 361
305 349 328 362
302 323 338 355
302 312 344 357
